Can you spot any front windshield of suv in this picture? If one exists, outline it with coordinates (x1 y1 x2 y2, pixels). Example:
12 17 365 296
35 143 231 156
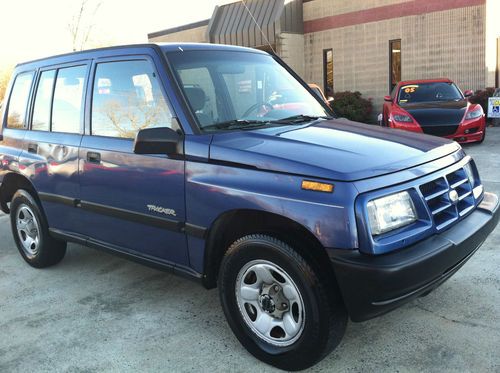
167 50 331 131
398 82 463 104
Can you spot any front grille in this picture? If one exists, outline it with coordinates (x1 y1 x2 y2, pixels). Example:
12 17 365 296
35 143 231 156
421 125 459 136
419 167 475 230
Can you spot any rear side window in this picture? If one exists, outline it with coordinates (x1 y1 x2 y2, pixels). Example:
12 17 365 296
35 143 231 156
6 72 34 129
52 65 86 134
91 60 174 138
32 70 56 131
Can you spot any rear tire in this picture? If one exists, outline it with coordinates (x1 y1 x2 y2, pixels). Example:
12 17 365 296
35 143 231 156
10 190 66 268
218 234 347 371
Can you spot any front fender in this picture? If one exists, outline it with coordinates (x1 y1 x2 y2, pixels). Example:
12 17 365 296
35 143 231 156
186 161 359 252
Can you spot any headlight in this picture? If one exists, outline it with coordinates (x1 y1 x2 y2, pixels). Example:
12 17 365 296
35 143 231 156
465 106 483 120
367 191 417 235
463 162 476 187
393 114 413 123
464 161 483 199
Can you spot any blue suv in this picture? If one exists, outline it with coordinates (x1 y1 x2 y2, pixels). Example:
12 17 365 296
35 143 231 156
0 43 498 370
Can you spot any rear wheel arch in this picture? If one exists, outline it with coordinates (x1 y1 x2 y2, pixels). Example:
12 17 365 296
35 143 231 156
0 172 40 213
202 209 341 296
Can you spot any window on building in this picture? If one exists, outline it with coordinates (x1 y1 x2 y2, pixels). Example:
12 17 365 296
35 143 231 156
52 65 86 134
32 70 56 131
496 38 500 88
390 39 401 92
6 71 34 129
91 60 174 138
323 49 333 97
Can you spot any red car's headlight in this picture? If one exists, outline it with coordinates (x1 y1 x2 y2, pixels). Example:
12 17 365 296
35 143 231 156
465 106 483 120
393 114 413 123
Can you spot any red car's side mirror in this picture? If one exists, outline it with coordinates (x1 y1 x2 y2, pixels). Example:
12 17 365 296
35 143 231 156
463 90 473 98
384 95 392 102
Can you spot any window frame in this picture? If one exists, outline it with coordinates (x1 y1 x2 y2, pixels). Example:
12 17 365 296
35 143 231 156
28 61 91 135
323 48 333 97
389 39 401 93
88 55 178 140
4 70 36 130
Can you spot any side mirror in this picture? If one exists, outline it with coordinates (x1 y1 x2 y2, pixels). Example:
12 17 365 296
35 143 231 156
133 127 182 155
463 90 473 98
384 95 392 102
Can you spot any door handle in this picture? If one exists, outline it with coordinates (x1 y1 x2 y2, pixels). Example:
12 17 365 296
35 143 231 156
86 152 101 163
27 144 38 154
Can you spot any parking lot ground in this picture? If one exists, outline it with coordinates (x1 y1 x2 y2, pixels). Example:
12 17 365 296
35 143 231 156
0 129 499 372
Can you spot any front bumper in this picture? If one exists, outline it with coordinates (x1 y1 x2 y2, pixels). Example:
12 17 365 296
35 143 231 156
444 116 486 144
391 116 486 144
330 192 499 322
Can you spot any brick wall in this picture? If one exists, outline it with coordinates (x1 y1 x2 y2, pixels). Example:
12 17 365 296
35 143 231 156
278 33 305 77
303 0 487 118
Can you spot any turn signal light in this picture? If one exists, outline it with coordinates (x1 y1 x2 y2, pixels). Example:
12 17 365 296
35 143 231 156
301 180 334 193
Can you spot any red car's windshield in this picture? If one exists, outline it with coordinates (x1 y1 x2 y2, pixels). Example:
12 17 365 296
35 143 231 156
398 82 463 104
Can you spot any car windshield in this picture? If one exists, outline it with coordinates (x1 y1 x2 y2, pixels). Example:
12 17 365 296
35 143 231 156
398 82 463 104
167 50 331 131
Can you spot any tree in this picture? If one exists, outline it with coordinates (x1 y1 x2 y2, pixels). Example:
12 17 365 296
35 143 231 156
67 0 102 52
96 93 172 138
0 67 13 105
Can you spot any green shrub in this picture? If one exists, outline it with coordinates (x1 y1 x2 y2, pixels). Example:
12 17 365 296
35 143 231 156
331 91 373 123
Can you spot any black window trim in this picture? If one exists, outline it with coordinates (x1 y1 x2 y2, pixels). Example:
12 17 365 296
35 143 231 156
87 55 178 140
3 70 36 131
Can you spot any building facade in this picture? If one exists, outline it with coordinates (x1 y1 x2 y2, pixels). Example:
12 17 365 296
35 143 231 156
148 0 500 115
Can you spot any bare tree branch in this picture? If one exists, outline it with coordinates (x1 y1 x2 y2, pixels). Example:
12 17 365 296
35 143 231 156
67 0 102 52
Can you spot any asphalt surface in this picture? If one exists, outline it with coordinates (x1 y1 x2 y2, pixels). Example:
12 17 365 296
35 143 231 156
0 129 499 372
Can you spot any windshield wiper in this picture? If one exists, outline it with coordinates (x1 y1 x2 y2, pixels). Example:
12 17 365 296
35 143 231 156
202 119 269 131
270 114 333 124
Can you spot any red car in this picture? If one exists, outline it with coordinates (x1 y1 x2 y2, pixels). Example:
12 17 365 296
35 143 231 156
382 78 486 143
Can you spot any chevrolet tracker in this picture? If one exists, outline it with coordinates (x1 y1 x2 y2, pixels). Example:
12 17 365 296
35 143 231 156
0 44 498 371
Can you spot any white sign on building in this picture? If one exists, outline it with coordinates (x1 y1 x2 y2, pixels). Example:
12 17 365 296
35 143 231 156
488 97 500 118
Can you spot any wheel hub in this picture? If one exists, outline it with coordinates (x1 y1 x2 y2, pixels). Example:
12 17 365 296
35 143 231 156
259 294 275 313
259 283 289 319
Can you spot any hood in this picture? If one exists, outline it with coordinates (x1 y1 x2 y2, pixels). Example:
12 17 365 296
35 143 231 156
209 119 461 181
400 100 468 126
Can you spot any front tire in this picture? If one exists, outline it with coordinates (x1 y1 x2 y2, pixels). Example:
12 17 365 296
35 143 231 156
218 235 347 371
10 190 66 268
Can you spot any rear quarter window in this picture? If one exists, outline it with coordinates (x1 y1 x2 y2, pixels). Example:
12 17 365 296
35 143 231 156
6 71 35 129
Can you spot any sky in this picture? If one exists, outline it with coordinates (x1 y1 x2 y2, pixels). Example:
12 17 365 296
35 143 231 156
0 0 229 69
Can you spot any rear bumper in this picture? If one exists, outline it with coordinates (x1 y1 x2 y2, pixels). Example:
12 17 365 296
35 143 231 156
330 192 499 322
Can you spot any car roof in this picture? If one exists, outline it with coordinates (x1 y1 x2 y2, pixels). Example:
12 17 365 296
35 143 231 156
15 43 267 70
397 78 453 86
158 42 268 54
